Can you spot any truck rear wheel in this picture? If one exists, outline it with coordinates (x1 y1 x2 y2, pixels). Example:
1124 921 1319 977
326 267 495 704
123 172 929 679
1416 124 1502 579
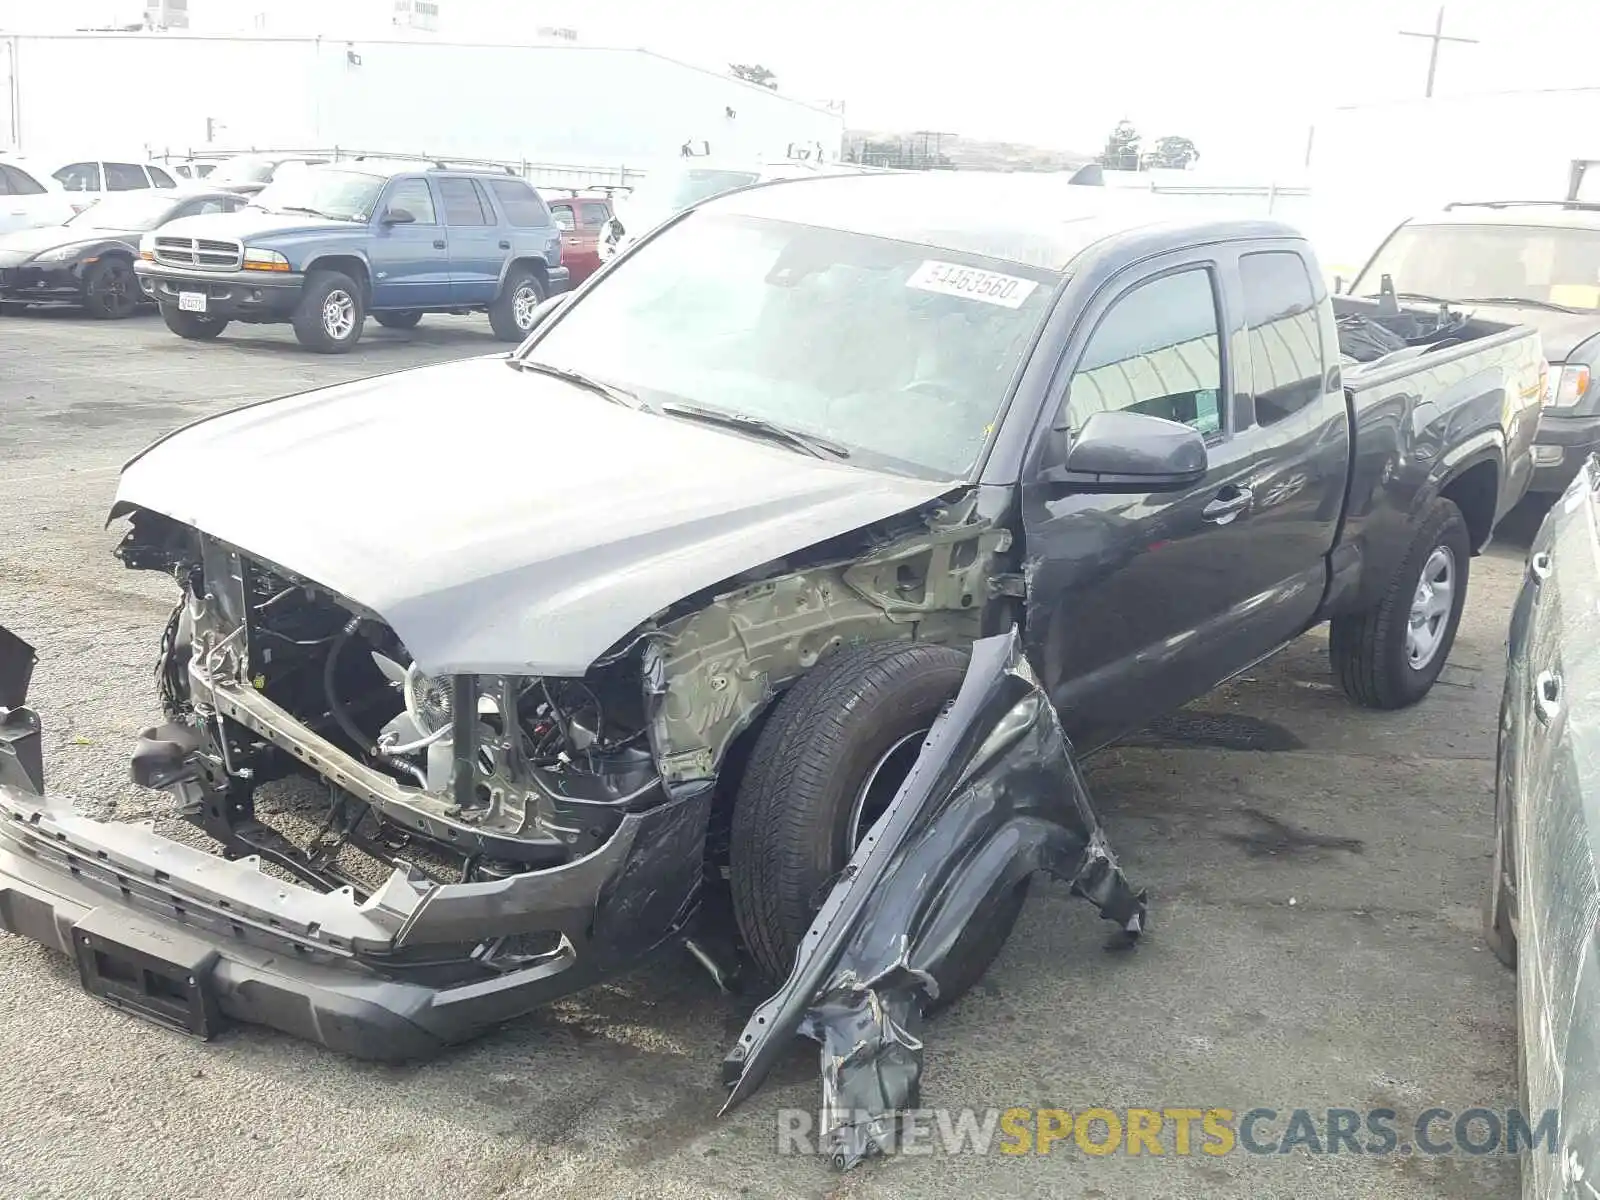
292 270 365 353
728 640 1027 1005
160 303 228 340
1331 497 1470 709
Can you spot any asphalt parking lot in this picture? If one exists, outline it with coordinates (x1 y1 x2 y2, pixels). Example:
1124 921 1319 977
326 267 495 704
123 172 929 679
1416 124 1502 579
1 308 1531 1200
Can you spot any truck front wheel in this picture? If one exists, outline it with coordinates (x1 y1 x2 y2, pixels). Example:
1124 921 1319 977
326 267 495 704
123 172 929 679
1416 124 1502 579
728 640 1028 1004
160 303 228 341
1331 497 1471 709
292 270 366 353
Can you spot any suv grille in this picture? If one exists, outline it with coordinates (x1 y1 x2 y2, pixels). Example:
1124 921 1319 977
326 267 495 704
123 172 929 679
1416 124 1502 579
153 236 243 271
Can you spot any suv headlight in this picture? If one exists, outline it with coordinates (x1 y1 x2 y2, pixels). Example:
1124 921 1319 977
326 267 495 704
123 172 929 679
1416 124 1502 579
242 247 291 272
138 233 156 262
1546 363 1593 409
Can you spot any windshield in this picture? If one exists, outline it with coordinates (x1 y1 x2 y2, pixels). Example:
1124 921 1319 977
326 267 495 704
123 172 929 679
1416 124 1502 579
209 156 278 184
1355 222 1600 309
519 212 1059 478
623 169 761 224
65 191 175 230
250 168 385 222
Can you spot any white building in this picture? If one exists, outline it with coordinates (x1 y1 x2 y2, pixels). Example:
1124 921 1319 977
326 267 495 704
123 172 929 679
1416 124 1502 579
0 32 845 180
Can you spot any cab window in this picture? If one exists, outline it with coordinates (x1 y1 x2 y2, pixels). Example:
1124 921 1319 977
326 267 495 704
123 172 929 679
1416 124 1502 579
54 162 103 192
1065 267 1224 435
1240 251 1324 426
383 178 438 224
550 203 576 231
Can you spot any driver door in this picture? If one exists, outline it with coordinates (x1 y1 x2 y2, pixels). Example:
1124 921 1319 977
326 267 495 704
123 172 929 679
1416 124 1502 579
1020 254 1313 750
369 176 451 309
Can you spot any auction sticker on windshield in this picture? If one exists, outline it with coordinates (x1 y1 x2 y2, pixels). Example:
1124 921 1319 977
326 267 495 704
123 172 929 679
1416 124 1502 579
907 260 1039 309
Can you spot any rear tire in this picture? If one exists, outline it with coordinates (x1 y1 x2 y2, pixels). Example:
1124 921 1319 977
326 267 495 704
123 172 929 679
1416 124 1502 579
488 267 544 341
729 640 1027 1007
292 270 365 353
160 303 228 340
82 256 140 319
374 309 423 330
1331 497 1470 709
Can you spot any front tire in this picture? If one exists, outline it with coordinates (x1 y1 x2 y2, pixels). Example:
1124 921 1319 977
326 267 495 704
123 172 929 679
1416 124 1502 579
292 270 365 353
488 267 545 341
160 303 228 340
82 257 140 319
1331 497 1471 709
729 640 1027 1005
374 309 423 330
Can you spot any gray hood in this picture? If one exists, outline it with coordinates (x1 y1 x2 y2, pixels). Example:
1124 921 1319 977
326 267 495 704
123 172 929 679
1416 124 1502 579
1464 302 1600 363
113 357 952 676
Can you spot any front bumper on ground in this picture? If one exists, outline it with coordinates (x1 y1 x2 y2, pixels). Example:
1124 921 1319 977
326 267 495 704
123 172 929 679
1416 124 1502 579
134 262 304 321
0 627 710 1058
0 262 84 306
1530 411 1600 493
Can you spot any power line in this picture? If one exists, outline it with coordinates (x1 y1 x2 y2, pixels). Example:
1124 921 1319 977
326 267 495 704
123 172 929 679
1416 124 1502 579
1398 5 1479 98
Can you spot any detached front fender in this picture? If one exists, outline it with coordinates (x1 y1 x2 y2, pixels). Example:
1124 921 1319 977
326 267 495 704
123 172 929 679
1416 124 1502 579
720 628 1146 1168
0 626 43 797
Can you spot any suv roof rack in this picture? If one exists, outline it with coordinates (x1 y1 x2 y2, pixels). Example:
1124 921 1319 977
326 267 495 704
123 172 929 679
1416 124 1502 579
1444 199 1600 212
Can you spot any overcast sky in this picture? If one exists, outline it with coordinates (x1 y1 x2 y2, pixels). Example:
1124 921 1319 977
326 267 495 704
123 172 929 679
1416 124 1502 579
534 0 1600 168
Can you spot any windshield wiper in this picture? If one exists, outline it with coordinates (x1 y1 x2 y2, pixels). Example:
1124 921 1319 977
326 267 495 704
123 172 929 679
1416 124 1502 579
504 358 645 408
277 205 345 221
1457 295 1586 314
659 402 850 460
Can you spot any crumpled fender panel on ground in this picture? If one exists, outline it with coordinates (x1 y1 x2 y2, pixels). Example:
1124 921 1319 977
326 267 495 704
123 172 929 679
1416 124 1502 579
720 627 1147 1168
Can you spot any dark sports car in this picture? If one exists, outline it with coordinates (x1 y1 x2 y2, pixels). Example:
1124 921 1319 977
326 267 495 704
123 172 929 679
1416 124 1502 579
0 188 245 318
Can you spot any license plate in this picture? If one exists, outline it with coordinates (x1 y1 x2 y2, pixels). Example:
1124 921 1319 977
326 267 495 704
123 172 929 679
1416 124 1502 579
178 291 208 313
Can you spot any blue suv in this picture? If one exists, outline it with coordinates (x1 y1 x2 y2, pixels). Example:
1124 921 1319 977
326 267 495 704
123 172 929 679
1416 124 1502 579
134 159 569 352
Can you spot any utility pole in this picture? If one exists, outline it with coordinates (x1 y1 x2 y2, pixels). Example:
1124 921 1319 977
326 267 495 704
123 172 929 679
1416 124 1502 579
1399 5 1478 98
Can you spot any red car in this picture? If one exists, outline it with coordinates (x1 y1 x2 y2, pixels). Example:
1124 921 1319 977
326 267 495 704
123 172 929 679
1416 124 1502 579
546 189 618 285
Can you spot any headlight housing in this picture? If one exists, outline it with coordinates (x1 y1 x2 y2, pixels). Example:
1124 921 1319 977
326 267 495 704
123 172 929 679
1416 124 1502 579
1545 363 1593 409
26 242 92 265
138 233 156 262
242 247 291 272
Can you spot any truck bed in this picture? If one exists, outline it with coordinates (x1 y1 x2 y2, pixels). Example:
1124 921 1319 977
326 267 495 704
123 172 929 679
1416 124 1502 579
1332 294 1533 388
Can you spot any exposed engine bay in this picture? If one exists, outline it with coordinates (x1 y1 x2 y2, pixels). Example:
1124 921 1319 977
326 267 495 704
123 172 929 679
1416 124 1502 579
117 493 1003 897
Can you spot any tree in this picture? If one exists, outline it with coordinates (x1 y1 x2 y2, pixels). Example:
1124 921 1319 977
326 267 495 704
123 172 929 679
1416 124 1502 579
1147 135 1200 169
729 64 778 90
1096 120 1141 171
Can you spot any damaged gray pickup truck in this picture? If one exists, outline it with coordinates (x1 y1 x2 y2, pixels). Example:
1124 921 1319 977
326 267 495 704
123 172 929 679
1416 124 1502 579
0 173 1544 1167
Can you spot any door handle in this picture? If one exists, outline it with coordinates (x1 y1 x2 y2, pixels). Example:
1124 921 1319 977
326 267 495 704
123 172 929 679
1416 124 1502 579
1201 486 1254 524
1534 669 1562 725
499 240 511 250
1529 550 1552 583
432 239 446 250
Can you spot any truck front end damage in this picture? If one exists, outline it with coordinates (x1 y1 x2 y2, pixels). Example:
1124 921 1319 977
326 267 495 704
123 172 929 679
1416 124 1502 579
721 630 1147 1169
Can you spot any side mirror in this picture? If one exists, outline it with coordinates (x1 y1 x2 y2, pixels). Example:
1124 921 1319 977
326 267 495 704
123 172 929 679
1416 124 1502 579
381 207 415 225
1041 410 1208 494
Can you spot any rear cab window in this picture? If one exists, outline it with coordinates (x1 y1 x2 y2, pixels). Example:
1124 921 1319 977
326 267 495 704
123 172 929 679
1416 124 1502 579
578 201 610 228
488 178 551 228
1065 267 1226 437
148 165 176 188
1239 251 1326 426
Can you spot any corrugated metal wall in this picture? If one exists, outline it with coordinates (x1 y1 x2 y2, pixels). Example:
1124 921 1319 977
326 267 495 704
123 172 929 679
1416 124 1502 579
0 35 843 173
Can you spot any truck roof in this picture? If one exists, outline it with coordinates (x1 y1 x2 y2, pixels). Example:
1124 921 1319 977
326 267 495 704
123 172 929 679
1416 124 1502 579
704 171 1305 270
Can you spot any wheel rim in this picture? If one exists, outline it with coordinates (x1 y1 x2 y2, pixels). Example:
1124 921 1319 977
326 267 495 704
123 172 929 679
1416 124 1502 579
513 283 540 329
322 289 356 339
95 264 134 313
1406 544 1456 670
846 729 929 854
